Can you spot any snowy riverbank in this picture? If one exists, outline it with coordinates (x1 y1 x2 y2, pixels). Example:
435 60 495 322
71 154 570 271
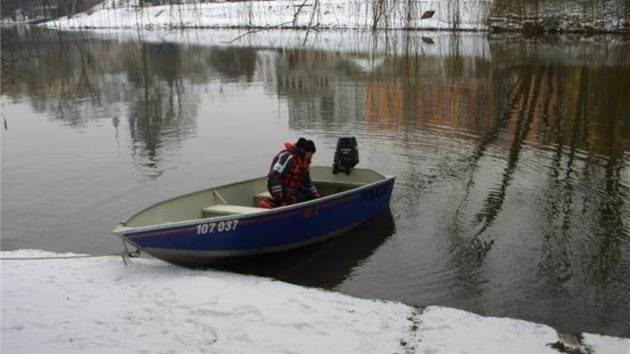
2 250 629 354
27 0 628 34
38 0 491 30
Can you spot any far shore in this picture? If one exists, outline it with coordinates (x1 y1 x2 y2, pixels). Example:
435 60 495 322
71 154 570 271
1 0 623 37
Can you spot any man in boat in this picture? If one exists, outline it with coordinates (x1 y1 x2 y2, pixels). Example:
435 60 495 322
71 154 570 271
261 138 322 208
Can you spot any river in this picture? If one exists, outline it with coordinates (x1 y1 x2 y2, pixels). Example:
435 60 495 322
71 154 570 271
1 27 629 338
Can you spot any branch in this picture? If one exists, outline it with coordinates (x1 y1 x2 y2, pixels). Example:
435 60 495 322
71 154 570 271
221 21 294 44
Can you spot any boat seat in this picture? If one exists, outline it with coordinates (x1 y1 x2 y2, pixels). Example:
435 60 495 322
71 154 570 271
202 204 265 217
254 191 271 205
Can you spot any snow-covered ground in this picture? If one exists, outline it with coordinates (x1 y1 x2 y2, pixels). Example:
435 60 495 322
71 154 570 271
2 250 628 354
2 0 626 32
23 0 625 33
37 0 492 30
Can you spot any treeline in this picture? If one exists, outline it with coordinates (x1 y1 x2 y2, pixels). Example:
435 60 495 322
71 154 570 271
1 0 102 21
493 0 629 19
2 0 628 32
490 0 629 34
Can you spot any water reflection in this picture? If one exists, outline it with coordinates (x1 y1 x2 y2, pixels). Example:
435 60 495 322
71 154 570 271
215 209 395 288
125 41 199 179
2 28 629 336
211 47 258 82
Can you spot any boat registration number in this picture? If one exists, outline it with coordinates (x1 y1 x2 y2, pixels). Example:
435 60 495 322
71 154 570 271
196 220 239 235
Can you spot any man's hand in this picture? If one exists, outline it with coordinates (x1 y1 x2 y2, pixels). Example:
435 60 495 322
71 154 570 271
285 193 297 205
272 192 285 206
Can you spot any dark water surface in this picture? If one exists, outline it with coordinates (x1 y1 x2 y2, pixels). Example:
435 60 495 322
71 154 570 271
2 28 629 337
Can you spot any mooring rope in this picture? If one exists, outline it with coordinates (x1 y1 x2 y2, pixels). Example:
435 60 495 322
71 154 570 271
0 241 142 266
0 253 120 261
121 241 141 266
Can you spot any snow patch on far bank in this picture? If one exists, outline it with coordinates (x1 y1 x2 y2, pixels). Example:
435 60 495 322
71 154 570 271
42 0 493 30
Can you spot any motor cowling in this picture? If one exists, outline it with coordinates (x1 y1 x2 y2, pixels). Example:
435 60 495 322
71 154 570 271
333 136 359 175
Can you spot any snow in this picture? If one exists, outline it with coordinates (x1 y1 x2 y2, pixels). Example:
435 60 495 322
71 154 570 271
2 250 628 354
25 0 625 33
39 0 493 30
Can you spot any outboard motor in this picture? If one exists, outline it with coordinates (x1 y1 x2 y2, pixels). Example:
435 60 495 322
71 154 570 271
333 136 359 175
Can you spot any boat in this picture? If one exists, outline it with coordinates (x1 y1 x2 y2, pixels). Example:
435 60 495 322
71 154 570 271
112 166 396 267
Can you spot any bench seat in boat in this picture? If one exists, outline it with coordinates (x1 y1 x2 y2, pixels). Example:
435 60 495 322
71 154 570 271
203 204 265 217
254 191 272 205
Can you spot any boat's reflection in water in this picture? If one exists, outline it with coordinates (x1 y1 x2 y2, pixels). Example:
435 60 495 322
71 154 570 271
214 208 395 289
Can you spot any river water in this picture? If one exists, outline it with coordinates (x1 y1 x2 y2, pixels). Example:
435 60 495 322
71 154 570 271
2 27 629 338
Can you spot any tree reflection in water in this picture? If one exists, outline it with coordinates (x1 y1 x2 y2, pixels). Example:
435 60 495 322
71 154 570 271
1 28 628 336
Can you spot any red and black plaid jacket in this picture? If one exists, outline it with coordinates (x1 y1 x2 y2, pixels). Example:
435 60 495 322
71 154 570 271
267 142 318 198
